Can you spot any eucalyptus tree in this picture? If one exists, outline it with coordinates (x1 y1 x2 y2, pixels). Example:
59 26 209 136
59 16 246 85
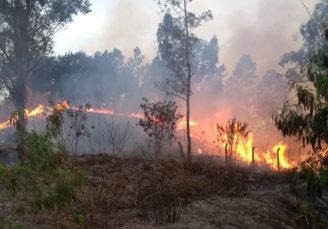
155 0 213 160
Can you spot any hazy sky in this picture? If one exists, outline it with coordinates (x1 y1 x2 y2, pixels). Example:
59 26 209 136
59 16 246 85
53 0 320 75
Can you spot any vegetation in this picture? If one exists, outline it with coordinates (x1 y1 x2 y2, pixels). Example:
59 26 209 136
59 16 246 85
0 107 86 228
0 0 91 136
273 13 328 228
155 0 214 161
138 98 183 160
1 0 328 228
216 118 251 168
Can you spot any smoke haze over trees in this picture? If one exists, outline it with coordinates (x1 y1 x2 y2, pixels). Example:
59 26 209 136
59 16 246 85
0 0 324 156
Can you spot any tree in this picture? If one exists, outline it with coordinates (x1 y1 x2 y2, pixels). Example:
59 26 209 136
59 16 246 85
32 49 135 110
279 0 328 84
273 33 328 152
124 47 149 113
155 0 213 161
224 55 258 123
191 36 226 92
255 70 288 122
0 0 91 137
273 23 328 201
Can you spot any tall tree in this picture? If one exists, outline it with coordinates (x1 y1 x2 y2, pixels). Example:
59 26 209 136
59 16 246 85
192 36 226 98
256 70 288 120
279 0 328 84
155 0 213 160
273 32 328 152
224 55 258 124
0 0 91 136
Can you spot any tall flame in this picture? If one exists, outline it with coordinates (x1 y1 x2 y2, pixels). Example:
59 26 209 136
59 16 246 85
218 132 291 170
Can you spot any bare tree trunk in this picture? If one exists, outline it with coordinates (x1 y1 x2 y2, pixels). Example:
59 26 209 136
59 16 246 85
12 79 28 141
184 0 192 162
178 141 185 159
186 87 191 162
225 143 228 169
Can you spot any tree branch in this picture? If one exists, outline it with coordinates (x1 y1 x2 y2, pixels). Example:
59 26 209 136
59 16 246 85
300 0 312 19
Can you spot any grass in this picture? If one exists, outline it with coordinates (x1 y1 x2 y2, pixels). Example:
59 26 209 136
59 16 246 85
1 151 321 228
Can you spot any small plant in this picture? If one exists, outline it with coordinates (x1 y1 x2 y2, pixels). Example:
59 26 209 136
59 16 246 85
292 203 323 229
296 150 328 201
137 181 182 225
0 130 85 228
138 98 182 161
47 100 93 159
148 192 181 225
105 117 131 156
0 104 86 228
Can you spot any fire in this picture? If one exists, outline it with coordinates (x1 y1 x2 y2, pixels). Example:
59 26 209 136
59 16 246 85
25 104 52 117
86 108 114 115
0 102 115 131
128 113 144 119
177 120 198 130
0 102 294 171
0 120 10 130
220 132 291 170
0 105 53 130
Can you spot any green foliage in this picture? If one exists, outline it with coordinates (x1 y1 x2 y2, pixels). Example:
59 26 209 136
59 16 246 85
273 20 328 151
0 129 85 227
292 204 321 229
156 8 213 98
46 100 65 138
273 23 328 206
295 150 328 201
0 0 91 122
155 0 214 159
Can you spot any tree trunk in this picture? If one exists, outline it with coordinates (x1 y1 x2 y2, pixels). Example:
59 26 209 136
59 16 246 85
186 82 192 162
13 95 27 140
184 0 192 162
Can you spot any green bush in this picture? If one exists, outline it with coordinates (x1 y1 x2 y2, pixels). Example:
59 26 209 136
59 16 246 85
0 130 85 227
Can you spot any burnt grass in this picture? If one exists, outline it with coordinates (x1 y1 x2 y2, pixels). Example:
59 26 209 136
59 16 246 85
0 153 315 228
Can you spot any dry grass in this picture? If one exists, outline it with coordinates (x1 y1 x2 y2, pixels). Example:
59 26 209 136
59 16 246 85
50 153 250 228
1 153 291 228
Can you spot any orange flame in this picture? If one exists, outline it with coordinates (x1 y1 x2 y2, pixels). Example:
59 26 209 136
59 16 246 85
220 132 291 170
86 108 114 115
0 120 10 130
177 120 198 130
0 102 294 171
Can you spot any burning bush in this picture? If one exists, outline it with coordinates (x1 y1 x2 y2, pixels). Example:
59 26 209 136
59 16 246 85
216 118 251 168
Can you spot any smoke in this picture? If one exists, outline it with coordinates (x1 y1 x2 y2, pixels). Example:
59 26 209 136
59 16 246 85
42 0 322 161
54 0 319 75
79 0 160 64
188 0 319 75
